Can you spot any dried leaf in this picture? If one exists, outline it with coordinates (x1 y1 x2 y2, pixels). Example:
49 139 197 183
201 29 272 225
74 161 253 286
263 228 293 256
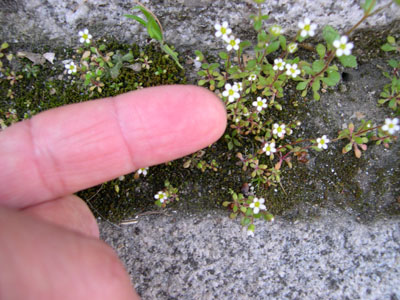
17 51 45 65
354 144 361 158
82 50 91 60
43 52 55 64
183 160 192 168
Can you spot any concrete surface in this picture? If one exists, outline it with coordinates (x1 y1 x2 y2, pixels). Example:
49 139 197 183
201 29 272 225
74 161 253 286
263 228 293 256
1 0 399 52
100 210 400 299
1 0 399 299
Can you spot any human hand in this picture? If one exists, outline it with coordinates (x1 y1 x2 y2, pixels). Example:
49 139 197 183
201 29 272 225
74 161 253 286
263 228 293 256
0 85 226 300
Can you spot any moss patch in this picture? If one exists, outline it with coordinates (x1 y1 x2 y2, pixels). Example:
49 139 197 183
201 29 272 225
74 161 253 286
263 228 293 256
1 30 399 224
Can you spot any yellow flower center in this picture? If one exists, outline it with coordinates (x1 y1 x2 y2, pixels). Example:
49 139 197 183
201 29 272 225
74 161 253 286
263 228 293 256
304 24 310 31
340 44 346 50
229 90 234 96
221 28 226 34
230 40 236 46
320 139 325 144
83 33 88 39
255 202 260 207
389 124 394 129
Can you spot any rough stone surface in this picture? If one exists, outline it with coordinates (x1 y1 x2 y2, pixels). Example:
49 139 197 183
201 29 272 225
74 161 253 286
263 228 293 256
1 0 399 52
2 1 400 299
100 210 400 300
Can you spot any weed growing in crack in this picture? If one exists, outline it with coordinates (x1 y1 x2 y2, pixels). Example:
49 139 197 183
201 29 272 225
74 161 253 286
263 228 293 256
195 0 399 234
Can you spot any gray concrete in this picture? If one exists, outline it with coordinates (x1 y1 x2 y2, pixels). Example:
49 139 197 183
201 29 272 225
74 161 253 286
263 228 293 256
100 210 400 300
1 0 399 51
2 0 400 299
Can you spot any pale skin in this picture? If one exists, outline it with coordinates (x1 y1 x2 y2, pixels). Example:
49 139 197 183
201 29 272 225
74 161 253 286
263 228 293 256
0 85 227 300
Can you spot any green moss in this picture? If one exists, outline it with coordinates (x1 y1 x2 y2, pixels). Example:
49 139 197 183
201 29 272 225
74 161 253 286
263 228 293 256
1 29 399 225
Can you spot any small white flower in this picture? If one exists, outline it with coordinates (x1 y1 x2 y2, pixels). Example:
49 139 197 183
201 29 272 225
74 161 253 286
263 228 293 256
247 229 255 237
333 36 354 57
195 56 201 61
285 63 301 78
252 97 268 112
262 142 276 156
154 191 168 203
79 29 92 44
118 175 125 181
382 118 400 135
316 135 330 149
270 25 283 36
288 43 298 53
248 74 257 81
222 83 240 103
273 123 286 138
225 35 240 52
65 61 77 74
233 81 243 91
214 21 232 39
273 58 286 71
298 18 317 37
138 167 149 176
249 197 266 214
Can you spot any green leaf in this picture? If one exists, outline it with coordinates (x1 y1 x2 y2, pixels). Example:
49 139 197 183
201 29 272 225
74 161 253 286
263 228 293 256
322 25 340 45
254 19 262 31
313 91 320 101
343 143 353 153
312 79 321 92
241 217 251 226
1 42 9 50
354 137 366 144
99 44 107 51
296 81 308 91
219 51 228 60
387 36 396 44
316 44 326 58
322 70 341 86
264 213 274 222
279 35 287 51
239 40 252 50
381 43 397 52
147 18 163 41
124 14 147 27
302 65 314 75
240 206 247 213
312 60 325 73
233 205 238 213
361 0 376 13
198 79 207 86
222 201 230 207
161 44 183 69
122 52 134 62
388 59 399 69
395 0 400 6
247 59 257 69
217 80 226 88
339 55 357 68
110 63 122 79
266 41 280 54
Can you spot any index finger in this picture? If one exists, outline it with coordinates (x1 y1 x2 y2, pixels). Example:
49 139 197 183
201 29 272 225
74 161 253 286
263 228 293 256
0 85 227 209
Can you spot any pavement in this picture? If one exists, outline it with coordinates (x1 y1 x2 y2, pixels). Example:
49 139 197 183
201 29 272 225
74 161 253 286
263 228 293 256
100 209 400 299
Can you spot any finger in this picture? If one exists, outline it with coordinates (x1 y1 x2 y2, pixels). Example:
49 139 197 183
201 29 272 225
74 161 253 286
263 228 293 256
22 195 100 238
0 85 227 208
0 206 140 300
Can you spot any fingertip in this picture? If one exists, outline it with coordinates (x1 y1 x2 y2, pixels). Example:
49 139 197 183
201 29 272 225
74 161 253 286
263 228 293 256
114 85 227 168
